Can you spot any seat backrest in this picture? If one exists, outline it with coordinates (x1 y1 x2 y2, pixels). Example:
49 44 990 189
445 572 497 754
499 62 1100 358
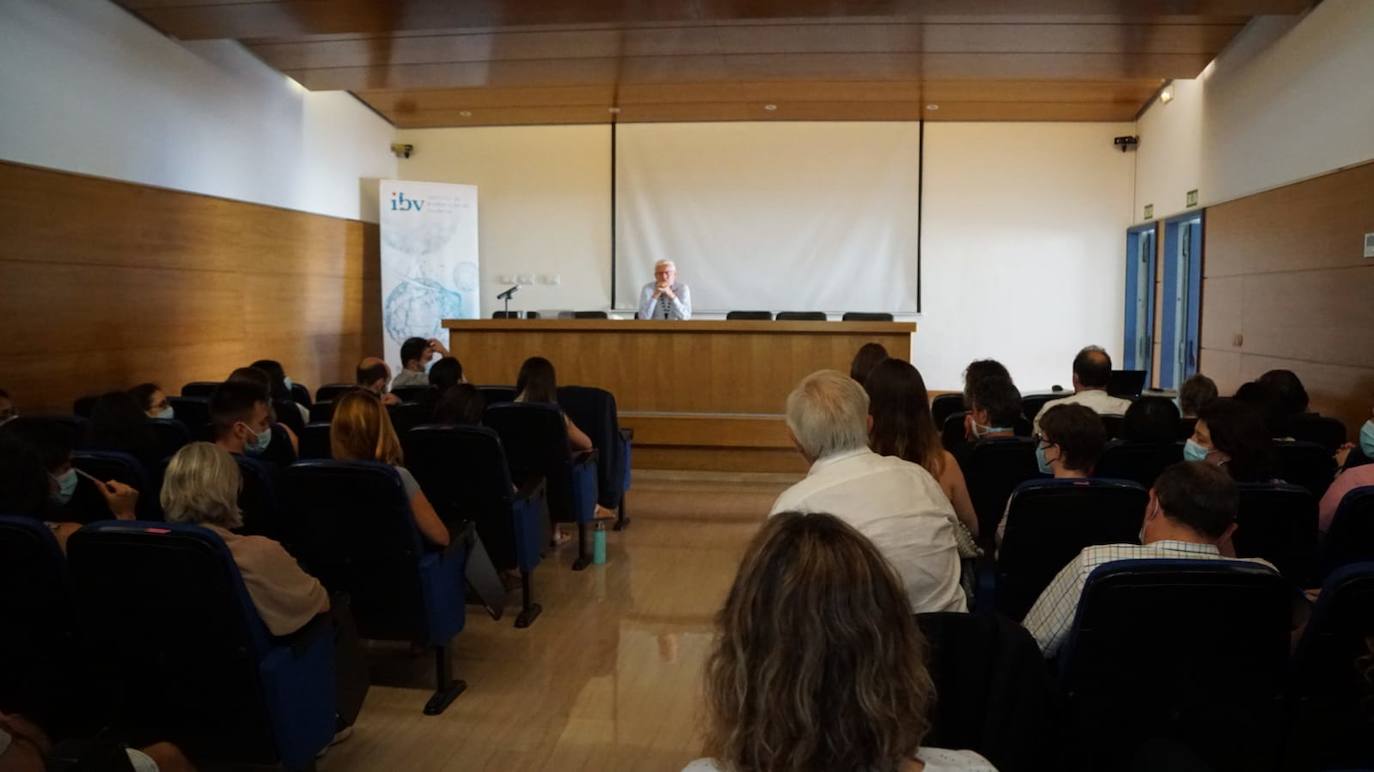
314 383 355 403
841 311 894 321
387 401 430 436
1287 413 1347 454
477 385 518 405
964 437 1042 545
941 411 969 453
73 394 98 418
391 385 437 406
1100 414 1125 440
931 393 965 429
1095 441 1183 489
146 417 191 461
166 396 212 441
1318 486 1374 581
180 381 220 398
775 311 826 321
484 402 579 521
299 422 332 459
1344 446 1372 471
404 425 521 569
1061 559 1291 770
558 385 625 509
1106 369 1146 399
996 479 1148 620
1233 482 1317 586
234 455 282 540
281 460 428 641
572 310 609 319
272 399 306 436
1275 439 1338 498
0 515 81 719
916 612 1058 772
1020 393 1061 422
1289 562 1374 769
725 310 773 320
66 522 280 765
308 400 337 423
289 382 312 408
6 414 90 448
73 450 156 519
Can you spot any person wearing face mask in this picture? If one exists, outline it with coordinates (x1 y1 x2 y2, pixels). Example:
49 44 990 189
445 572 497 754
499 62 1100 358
1187 398 1276 483
0 388 18 426
209 381 275 459
1318 407 1374 532
1022 461 1278 658
963 374 1023 444
997 403 1106 546
391 337 449 390
0 423 138 549
129 382 174 421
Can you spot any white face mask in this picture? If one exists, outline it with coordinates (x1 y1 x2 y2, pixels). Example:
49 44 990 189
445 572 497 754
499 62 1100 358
155 405 175 421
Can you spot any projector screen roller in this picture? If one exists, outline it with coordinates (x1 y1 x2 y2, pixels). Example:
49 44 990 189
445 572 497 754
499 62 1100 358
614 122 920 314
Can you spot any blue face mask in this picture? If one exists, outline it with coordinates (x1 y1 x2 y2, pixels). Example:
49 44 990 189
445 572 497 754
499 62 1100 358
1036 443 1054 475
155 405 174 421
1360 420 1374 459
245 424 273 455
51 468 78 505
1184 439 1210 463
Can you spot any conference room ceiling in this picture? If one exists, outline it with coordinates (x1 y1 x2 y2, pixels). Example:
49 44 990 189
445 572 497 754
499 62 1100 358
116 0 1313 126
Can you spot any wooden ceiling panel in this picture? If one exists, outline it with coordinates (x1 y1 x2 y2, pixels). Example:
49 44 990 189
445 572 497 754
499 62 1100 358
111 0 1311 125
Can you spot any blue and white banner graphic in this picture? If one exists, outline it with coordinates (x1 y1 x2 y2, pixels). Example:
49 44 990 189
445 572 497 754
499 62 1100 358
378 180 480 368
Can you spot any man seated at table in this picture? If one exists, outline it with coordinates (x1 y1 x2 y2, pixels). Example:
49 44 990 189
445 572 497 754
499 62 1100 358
638 259 692 320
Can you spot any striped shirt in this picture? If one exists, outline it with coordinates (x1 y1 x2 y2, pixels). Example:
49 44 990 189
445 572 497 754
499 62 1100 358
1022 540 1276 659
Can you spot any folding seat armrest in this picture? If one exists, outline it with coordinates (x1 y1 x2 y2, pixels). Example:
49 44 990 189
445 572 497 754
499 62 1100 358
572 448 599 466
281 611 334 657
444 520 478 558
515 476 547 503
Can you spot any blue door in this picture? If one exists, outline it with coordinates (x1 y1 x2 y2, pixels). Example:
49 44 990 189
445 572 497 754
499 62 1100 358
1159 213 1204 390
1123 224 1157 385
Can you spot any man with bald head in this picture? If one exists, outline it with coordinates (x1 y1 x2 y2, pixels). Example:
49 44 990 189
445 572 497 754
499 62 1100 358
356 356 401 405
1033 345 1132 433
638 259 692 320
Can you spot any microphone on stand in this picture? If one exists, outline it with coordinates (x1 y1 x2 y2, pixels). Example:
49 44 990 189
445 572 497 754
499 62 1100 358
497 285 519 316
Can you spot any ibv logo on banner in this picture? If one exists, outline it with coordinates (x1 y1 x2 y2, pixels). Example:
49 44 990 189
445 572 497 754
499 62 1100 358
390 191 425 212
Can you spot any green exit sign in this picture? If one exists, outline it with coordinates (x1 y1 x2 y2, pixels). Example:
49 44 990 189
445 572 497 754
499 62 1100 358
1144 204 1154 220
1186 189 1199 207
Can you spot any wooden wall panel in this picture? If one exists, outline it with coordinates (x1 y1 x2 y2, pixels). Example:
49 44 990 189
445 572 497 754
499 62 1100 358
0 161 381 413
1200 160 1374 439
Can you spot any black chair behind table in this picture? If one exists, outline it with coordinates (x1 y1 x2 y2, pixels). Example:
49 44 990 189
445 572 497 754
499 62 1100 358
485 402 599 570
1233 482 1318 587
282 460 468 714
314 383 355 403
1317 486 1374 581
67 522 336 769
572 310 609 319
1275 439 1338 499
0 516 86 730
391 385 438 407
916 612 1059 772
289 382 312 408
299 422 332 460
841 311 894 321
1106 369 1147 400
962 437 1042 550
146 417 191 461
179 381 220 398
73 450 159 520
1021 393 1061 423
167 396 212 441
478 385 518 405
1286 413 1347 454
775 311 826 321
558 385 633 528
725 310 773 320
1058 559 1290 771
73 394 98 418
1095 441 1184 489
931 393 966 430
405 425 548 627
493 311 540 319
235 455 284 541
1286 561 1374 770
309 400 337 423
995 479 1148 621
387 401 430 436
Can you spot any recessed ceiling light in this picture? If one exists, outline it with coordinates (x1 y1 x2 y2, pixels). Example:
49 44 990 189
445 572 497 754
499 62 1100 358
925 104 939 111
763 103 778 111
459 110 472 117
608 106 621 114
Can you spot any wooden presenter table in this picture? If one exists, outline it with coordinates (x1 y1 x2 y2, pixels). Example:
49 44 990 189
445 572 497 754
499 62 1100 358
444 319 915 473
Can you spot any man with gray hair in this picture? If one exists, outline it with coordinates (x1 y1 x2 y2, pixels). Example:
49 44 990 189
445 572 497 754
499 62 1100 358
769 370 966 613
638 259 692 320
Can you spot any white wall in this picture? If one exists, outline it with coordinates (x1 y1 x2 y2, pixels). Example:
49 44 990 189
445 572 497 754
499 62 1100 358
921 123 1137 391
394 125 613 314
0 0 396 222
1135 0 1374 222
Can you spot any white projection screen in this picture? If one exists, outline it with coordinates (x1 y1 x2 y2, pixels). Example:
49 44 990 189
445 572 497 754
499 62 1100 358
613 122 920 314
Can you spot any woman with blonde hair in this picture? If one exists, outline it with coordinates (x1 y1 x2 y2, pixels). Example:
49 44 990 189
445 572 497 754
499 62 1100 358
329 389 450 548
690 512 995 772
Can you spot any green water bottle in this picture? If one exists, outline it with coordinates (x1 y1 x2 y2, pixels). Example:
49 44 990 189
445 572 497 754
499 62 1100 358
593 522 607 565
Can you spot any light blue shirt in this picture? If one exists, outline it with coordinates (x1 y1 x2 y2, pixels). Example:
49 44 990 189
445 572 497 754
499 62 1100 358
639 282 692 320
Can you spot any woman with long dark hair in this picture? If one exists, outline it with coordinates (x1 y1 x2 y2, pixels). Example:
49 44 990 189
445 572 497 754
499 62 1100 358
514 356 592 451
1190 398 1276 483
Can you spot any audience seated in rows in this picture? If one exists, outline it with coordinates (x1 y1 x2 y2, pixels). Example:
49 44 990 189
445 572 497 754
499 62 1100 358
250 359 310 426
89 390 160 470
865 358 979 541
1122 397 1180 444
1259 368 1310 426
848 342 889 385
226 366 299 461
1190 398 1276 483
770 370 965 613
1178 374 1218 419
356 357 400 406
428 355 465 392
210 381 276 460
994 403 1107 547
1032 346 1131 434
688 512 994 772
1022 461 1277 658
1320 405 1374 532
129 382 174 420
0 424 136 548
963 374 1021 443
962 360 1012 410
433 383 485 425
392 337 450 390
514 356 593 452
